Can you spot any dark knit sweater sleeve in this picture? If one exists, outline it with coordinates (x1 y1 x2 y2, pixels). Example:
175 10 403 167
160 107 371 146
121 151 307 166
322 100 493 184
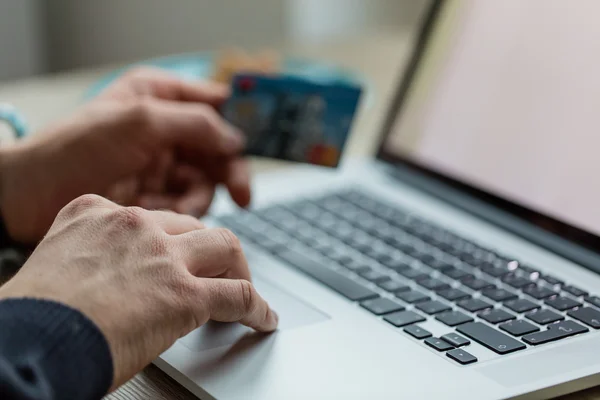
0 298 113 400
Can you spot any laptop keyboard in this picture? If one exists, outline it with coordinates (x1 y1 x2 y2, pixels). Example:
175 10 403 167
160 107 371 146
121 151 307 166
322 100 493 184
218 189 600 365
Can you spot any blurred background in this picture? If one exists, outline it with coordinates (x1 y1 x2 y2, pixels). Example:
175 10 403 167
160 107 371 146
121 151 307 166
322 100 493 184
0 0 428 81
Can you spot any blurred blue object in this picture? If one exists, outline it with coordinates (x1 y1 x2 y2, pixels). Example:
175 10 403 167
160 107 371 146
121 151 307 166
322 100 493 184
0 103 28 139
85 52 370 103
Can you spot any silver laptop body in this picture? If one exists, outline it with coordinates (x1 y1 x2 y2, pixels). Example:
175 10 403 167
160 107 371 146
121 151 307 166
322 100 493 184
156 1 600 398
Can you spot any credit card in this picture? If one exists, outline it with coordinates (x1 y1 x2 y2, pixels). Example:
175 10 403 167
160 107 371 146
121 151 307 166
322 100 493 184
221 74 362 167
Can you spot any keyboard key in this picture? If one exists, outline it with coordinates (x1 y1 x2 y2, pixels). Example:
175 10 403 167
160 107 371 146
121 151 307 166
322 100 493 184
396 243 416 257
359 269 391 283
462 254 485 267
403 324 432 339
398 268 429 281
441 333 470 347
424 337 454 352
416 300 452 315
416 252 438 265
347 235 376 253
568 307 600 329
441 267 470 280
584 296 600 309
481 265 512 278
499 320 540 336
541 275 564 286
523 285 558 300
397 290 430 304
418 278 451 291
311 240 335 254
447 348 478 365
562 285 588 297
481 288 518 302
435 310 474 327
374 252 397 266
523 320 589 345
326 250 354 265
437 288 471 302
361 298 404 315
384 310 426 327
462 277 495 291
502 274 535 289
517 265 540 276
457 298 493 313
545 296 582 311
479 309 516 324
504 298 540 313
457 322 526 354
526 309 564 325
425 258 447 270
383 258 411 273
255 236 289 253
378 280 411 294
342 259 372 273
278 249 378 301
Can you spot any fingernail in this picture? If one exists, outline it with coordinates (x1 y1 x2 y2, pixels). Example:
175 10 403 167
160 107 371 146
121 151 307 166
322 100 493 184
272 310 279 327
224 128 246 152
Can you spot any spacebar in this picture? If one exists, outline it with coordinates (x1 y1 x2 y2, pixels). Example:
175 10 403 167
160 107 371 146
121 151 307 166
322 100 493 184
457 322 526 355
277 249 378 301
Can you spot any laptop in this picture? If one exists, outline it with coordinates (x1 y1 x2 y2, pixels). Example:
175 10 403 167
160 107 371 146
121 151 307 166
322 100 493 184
155 0 600 398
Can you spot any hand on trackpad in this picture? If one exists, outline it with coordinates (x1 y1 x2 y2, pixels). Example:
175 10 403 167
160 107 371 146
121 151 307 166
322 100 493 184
180 275 329 352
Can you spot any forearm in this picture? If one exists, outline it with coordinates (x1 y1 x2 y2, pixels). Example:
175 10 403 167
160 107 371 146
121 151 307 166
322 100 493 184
0 298 113 400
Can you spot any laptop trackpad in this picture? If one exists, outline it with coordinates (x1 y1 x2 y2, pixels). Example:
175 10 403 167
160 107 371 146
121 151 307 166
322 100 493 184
179 275 329 352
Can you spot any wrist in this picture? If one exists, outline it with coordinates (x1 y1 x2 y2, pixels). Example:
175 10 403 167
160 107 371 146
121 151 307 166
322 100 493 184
0 142 46 245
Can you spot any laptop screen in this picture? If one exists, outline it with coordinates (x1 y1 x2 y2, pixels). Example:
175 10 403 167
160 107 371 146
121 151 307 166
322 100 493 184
379 0 600 251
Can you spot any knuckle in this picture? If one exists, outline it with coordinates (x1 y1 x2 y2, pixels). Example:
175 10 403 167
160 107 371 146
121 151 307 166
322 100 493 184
214 228 242 258
148 232 170 257
170 274 207 329
239 279 257 315
124 99 155 129
58 194 105 220
107 206 147 231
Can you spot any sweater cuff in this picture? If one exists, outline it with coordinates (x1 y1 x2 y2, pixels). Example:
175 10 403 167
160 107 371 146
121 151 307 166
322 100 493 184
0 298 113 399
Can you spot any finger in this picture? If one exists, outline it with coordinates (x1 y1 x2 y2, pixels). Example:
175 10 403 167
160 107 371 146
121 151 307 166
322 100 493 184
223 158 251 208
169 164 215 217
170 79 230 106
146 99 246 156
176 227 251 281
181 157 251 209
142 151 173 193
200 278 278 332
167 163 209 194
107 177 141 206
138 193 176 210
107 67 230 106
139 164 214 216
146 209 204 235
174 186 215 218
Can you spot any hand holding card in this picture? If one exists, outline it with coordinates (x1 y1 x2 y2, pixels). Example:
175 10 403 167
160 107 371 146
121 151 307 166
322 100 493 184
222 74 362 167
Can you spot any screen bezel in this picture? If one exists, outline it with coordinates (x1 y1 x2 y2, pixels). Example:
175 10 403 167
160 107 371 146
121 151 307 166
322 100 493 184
376 0 600 256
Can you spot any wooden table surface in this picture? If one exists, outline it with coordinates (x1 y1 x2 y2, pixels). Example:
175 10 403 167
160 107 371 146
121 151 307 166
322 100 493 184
1 28 598 400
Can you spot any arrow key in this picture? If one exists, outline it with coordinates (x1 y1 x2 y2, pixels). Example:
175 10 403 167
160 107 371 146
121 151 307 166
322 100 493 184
523 320 589 345
568 307 600 329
